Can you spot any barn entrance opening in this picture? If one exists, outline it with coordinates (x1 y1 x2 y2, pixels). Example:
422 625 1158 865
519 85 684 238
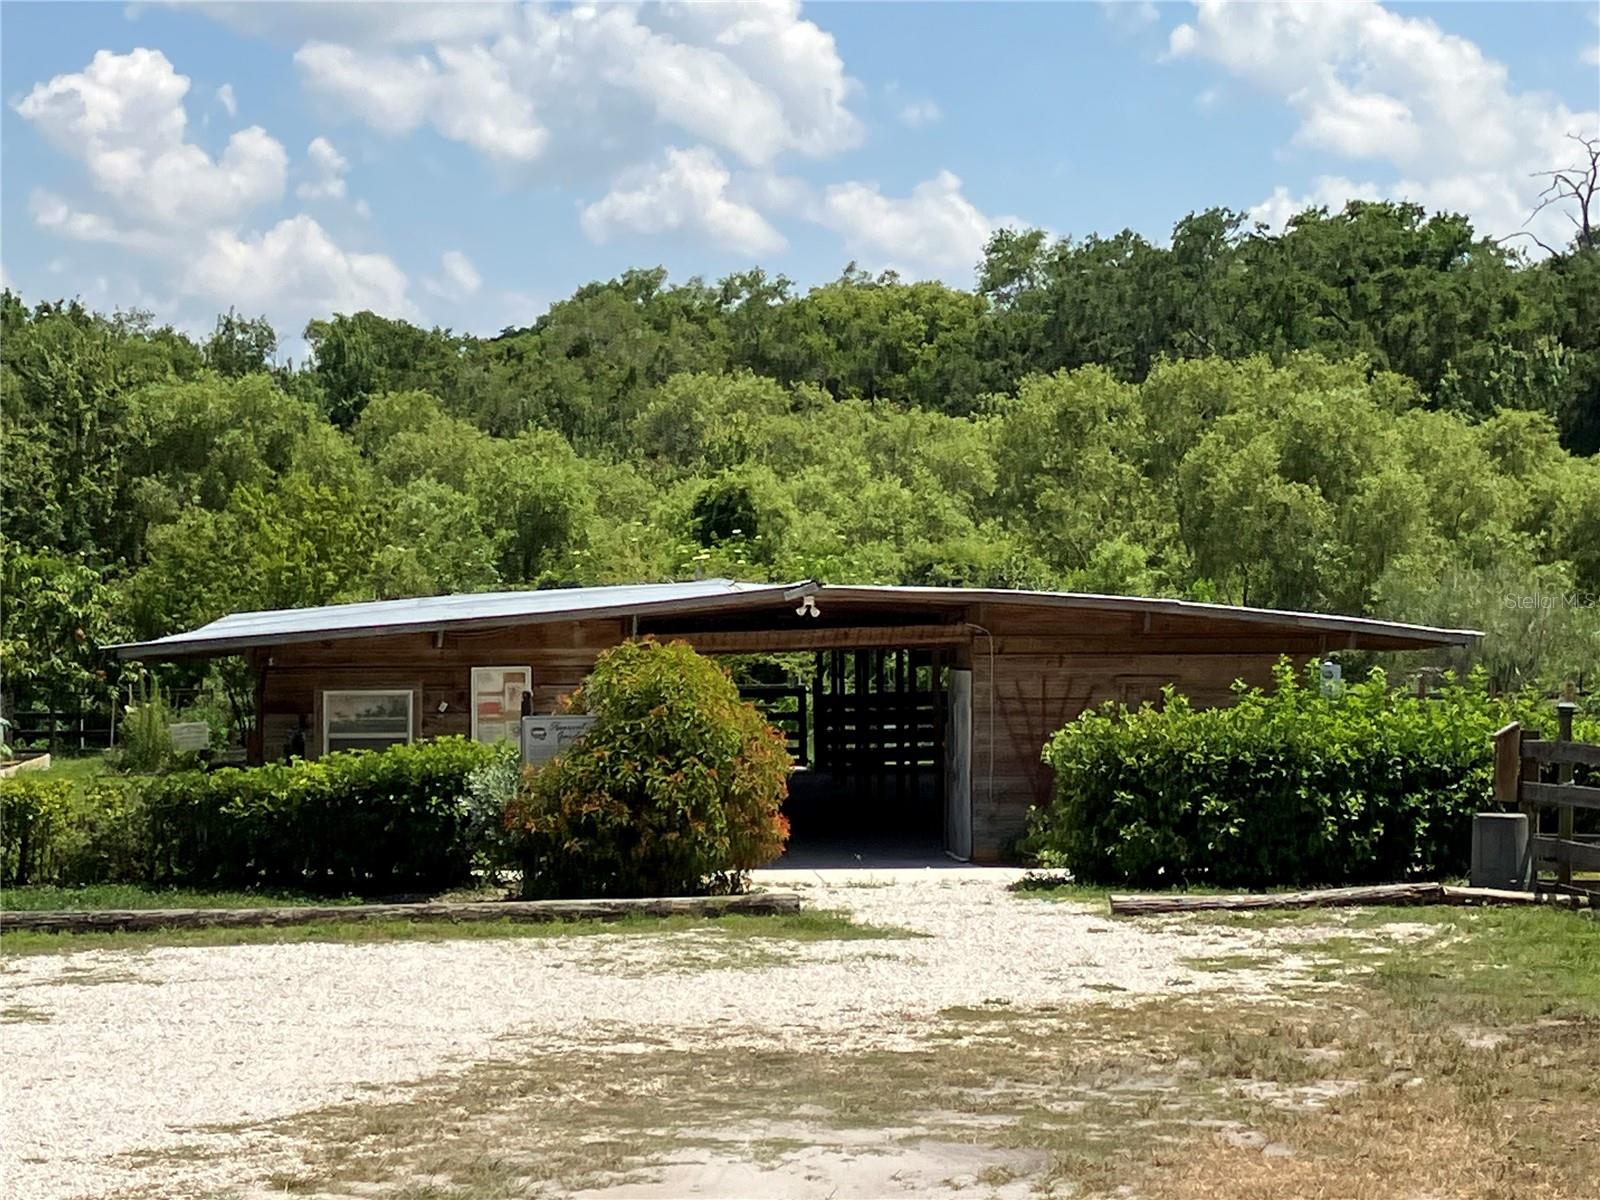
752 648 951 859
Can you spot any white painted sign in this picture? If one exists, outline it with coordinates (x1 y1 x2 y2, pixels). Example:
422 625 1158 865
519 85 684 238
520 715 596 765
168 722 211 753
1319 660 1343 698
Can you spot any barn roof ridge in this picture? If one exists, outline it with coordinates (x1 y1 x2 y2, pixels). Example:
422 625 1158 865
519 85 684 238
113 577 1480 659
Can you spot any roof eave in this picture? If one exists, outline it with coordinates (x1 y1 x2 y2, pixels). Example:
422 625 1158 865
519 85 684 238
112 582 815 661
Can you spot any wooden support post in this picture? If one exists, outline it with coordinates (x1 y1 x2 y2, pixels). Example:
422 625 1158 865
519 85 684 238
1556 702 1577 890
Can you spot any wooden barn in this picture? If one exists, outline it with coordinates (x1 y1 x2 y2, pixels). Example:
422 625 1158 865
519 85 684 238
116 580 1478 862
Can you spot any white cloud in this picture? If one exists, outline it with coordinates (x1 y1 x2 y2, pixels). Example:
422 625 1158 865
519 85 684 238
16 48 286 229
215 82 236 116
581 146 786 256
28 188 165 251
18 47 411 329
294 40 545 164
183 214 413 318
1100 1 1160 32
425 249 483 301
816 169 1013 276
897 98 942 128
296 135 349 200
290 2 860 174
1168 0 1600 249
1247 176 1385 233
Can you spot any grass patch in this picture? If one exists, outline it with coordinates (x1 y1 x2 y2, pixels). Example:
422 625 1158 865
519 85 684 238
26 754 114 784
0 883 364 912
0 908 905 958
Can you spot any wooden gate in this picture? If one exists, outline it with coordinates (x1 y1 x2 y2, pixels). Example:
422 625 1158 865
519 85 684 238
1494 701 1600 903
812 649 947 827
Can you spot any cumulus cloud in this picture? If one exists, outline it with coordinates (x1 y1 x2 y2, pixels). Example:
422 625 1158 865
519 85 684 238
294 40 545 164
816 169 1014 276
16 48 286 229
291 1 860 174
296 135 349 200
581 146 786 256
17 47 412 326
1168 0 1600 249
183 214 413 317
425 250 484 301
215 82 236 115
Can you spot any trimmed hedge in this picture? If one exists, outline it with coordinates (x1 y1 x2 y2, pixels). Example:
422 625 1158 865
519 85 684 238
510 639 792 898
0 737 499 892
1023 662 1551 888
0 777 75 886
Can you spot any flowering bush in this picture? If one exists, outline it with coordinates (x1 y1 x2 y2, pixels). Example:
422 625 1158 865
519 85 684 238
510 639 791 897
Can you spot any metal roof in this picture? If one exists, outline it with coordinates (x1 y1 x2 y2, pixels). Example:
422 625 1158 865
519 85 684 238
816 585 1481 646
113 579 808 658
114 577 1480 659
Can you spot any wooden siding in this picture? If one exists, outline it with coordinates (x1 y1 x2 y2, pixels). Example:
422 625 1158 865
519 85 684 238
260 618 625 759
257 602 1322 863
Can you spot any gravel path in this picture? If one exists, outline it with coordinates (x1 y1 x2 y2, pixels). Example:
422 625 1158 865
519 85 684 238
1 867 1326 1200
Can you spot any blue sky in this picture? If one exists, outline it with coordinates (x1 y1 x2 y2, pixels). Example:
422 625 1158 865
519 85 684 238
3 1 1597 343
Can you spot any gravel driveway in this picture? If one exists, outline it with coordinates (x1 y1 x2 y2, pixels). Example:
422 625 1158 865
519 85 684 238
1 867 1320 1200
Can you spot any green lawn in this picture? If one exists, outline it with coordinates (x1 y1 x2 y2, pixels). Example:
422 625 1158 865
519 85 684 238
0 883 363 912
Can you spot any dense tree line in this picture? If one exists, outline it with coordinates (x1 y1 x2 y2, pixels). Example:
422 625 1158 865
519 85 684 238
2 200 1597 718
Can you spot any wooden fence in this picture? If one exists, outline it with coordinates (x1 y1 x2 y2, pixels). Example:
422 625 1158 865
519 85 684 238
1494 701 1600 903
738 684 809 766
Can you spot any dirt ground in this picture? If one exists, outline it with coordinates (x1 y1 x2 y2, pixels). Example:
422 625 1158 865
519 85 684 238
3 866 1596 1200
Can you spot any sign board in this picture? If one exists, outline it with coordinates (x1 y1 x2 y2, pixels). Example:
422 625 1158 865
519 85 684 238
1319 660 1343 698
471 666 533 744
168 722 211 753
521 715 596 765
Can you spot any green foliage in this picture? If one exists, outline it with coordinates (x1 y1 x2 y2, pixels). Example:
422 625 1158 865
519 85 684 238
1 738 500 893
1024 662 1545 888
3 207 1599 721
510 640 792 897
118 685 176 772
0 776 74 886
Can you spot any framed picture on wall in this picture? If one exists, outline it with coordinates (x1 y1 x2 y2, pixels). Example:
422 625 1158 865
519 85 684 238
470 666 533 744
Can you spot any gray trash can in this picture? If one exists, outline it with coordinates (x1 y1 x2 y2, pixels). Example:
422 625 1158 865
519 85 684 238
1470 812 1529 891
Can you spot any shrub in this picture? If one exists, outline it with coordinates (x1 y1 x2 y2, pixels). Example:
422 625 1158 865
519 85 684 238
135 736 500 891
0 777 74 886
509 639 791 898
464 740 522 878
118 686 176 772
1024 661 1546 888
1 737 501 893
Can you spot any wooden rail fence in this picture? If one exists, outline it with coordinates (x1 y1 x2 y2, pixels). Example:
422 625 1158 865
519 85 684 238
1494 701 1600 903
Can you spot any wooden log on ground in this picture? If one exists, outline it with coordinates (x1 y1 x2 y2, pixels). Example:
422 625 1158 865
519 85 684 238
1441 885 1546 906
0 890 803 935
1108 882 1445 916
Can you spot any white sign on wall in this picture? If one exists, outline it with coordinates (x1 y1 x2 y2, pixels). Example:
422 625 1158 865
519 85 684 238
520 715 596 765
168 722 211 753
472 666 533 744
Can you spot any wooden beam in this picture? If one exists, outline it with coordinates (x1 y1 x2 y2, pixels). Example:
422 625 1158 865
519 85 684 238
1532 836 1600 873
661 624 970 653
1492 721 1521 807
1109 882 1445 916
1521 738 1600 768
1521 781 1600 812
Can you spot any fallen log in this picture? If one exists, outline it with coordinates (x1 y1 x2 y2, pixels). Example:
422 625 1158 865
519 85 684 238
1 890 803 935
1109 882 1445 916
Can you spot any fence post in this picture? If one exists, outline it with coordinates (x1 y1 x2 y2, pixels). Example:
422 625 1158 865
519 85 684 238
1556 701 1577 890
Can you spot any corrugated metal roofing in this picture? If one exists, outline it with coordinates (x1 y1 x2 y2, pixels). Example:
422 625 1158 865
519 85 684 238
113 579 806 658
114 577 1481 658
